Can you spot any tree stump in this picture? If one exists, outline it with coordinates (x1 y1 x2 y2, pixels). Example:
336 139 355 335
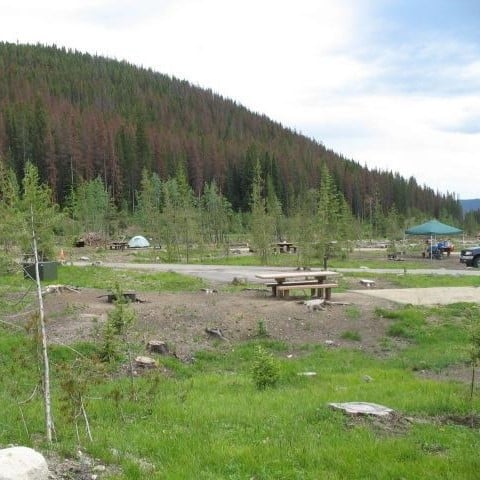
107 291 136 303
147 340 169 355
134 356 157 369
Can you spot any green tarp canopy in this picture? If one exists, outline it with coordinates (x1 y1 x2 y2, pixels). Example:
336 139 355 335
405 219 462 236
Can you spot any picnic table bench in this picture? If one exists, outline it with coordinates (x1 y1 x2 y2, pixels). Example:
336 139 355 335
256 270 339 299
109 241 128 250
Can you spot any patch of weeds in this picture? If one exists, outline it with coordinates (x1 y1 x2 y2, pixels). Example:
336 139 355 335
387 323 413 339
345 306 361 320
377 306 427 340
421 442 448 454
340 330 362 341
379 336 395 351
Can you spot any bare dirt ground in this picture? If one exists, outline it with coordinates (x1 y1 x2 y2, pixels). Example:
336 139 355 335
40 251 477 359
43 287 397 359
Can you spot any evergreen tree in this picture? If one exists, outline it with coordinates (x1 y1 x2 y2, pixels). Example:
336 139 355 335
71 177 117 241
136 168 162 242
371 189 386 238
250 160 275 264
17 162 63 260
286 188 318 268
200 180 232 246
160 169 200 262
176 168 200 262
316 164 341 262
266 175 284 241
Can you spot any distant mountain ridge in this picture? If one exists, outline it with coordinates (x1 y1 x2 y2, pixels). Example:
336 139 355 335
461 199 480 214
0 42 462 220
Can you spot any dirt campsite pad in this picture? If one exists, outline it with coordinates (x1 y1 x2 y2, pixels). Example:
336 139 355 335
15 246 478 359
37 278 478 361
41 287 396 359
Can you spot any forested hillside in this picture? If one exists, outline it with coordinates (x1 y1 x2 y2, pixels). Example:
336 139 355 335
0 42 462 220
461 199 480 215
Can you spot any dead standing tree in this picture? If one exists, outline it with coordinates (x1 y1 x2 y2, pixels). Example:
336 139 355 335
30 205 54 443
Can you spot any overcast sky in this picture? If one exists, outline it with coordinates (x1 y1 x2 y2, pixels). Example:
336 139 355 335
1 0 479 198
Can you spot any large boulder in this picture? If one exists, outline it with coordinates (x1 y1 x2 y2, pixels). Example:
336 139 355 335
0 446 49 480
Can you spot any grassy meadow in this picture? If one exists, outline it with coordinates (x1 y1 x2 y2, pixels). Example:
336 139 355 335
1 260 480 478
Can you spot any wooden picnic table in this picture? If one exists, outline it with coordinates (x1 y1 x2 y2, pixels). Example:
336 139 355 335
109 241 128 250
256 270 339 299
274 241 297 253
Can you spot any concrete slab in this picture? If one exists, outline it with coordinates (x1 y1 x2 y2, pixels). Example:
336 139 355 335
351 286 480 306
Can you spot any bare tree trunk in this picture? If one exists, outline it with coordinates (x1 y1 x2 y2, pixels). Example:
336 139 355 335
471 362 476 401
31 205 54 443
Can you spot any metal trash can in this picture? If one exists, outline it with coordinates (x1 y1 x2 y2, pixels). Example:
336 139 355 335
23 261 58 281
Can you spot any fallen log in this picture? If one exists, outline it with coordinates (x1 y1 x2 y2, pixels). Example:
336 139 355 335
42 284 80 295
324 300 351 306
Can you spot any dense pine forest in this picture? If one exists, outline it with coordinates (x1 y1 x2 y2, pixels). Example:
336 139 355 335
0 42 462 222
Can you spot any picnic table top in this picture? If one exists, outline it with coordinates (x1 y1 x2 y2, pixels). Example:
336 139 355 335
255 270 339 281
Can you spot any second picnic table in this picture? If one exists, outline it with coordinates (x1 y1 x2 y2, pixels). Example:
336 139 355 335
256 270 339 299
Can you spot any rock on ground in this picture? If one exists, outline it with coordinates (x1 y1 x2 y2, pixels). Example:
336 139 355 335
0 446 49 480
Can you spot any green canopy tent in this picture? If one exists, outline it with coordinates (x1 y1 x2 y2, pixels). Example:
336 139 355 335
405 219 462 259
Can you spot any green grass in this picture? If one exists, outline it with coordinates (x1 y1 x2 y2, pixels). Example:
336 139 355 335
376 304 474 371
1 325 480 479
0 264 205 293
386 273 480 288
2 262 480 478
343 271 480 288
19 265 205 292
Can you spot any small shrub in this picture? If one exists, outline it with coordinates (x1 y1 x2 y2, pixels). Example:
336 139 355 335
256 319 268 338
252 345 280 390
108 301 135 335
387 323 411 338
100 320 121 362
108 283 136 334
379 336 394 351
100 284 137 362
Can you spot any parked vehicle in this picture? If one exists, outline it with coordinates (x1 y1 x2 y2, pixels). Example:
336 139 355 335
460 246 480 268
